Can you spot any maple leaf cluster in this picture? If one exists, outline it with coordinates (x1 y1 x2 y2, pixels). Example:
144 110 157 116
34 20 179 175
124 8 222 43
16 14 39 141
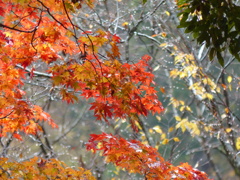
0 157 96 179
0 30 57 139
0 0 163 136
0 0 82 138
87 133 210 180
50 54 163 130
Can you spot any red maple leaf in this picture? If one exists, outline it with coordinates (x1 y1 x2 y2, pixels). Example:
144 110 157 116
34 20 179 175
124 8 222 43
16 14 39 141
0 6 5 17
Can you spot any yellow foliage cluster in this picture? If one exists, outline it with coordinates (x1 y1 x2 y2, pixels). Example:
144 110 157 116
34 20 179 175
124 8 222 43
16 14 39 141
236 137 240 150
175 116 200 136
170 53 219 101
0 157 96 180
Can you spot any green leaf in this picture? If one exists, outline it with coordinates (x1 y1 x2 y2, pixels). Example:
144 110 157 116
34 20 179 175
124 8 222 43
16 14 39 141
197 32 209 45
209 48 216 61
184 24 195 33
217 52 224 66
142 0 147 4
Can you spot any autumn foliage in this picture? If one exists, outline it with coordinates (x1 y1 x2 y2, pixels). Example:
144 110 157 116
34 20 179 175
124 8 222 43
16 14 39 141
87 133 209 180
0 0 210 179
0 0 162 136
0 157 96 180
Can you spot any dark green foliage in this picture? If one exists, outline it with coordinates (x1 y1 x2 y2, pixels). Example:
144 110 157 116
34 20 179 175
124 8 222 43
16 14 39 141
143 0 147 4
177 0 240 65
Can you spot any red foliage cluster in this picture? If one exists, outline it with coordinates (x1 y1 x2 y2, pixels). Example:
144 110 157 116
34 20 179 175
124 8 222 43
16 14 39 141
87 133 210 180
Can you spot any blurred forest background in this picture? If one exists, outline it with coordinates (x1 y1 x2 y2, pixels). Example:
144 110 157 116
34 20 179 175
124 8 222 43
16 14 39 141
1 0 240 179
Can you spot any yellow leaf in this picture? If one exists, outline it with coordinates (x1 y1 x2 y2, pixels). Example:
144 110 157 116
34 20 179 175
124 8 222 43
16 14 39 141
169 69 179 78
236 137 240 150
173 137 180 142
161 133 166 140
174 54 183 63
165 11 170 16
96 29 107 36
97 142 102 149
229 84 232 91
186 54 194 60
176 119 188 132
4 31 12 37
65 30 74 37
162 139 169 145
180 106 185 112
179 71 187 79
180 100 185 105
173 45 178 51
225 108 229 114
135 121 142 130
122 22 129 26
156 115 161 121
188 122 200 136
227 76 232 83
161 32 167 38
216 86 221 93
153 126 162 134
52 76 62 86
206 93 214 100
141 134 146 141
175 116 181 121
168 127 174 132
204 126 210 132
185 106 192 112
159 43 167 47
114 123 120 129
225 128 232 133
